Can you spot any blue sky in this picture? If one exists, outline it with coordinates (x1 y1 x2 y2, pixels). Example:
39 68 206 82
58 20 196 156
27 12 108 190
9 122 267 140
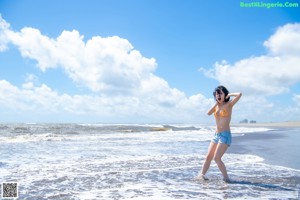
0 0 299 123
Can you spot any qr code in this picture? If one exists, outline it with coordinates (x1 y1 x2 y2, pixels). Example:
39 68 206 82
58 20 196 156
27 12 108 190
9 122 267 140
2 182 18 198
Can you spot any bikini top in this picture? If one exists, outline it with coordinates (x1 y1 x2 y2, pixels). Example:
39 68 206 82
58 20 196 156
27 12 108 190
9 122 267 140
214 108 229 118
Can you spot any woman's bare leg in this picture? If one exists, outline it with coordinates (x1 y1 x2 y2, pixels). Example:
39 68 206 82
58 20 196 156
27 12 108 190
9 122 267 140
200 142 217 177
214 143 229 180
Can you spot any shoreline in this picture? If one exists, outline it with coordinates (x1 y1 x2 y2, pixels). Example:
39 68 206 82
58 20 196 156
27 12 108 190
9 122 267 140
232 121 300 128
229 125 300 170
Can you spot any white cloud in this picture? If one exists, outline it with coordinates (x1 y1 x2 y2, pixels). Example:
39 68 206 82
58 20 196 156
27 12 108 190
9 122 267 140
1 16 157 94
293 94 300 107
0 79 212 123
264 23 300 56
0 15 10 51
198 23 300 123
1 15 299 123
0 15 214 123
200 23 300 97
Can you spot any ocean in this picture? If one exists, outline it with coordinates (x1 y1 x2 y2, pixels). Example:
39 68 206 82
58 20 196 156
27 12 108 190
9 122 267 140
0 123 299 199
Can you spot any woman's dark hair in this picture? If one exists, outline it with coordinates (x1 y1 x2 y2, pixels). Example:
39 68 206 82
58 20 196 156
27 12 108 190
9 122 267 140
213 85 230 102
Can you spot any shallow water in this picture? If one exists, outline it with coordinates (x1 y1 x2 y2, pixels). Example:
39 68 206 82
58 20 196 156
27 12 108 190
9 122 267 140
0 124 299 199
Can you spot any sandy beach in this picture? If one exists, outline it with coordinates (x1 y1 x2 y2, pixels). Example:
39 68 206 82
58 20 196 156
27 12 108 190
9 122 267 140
230 122 300 170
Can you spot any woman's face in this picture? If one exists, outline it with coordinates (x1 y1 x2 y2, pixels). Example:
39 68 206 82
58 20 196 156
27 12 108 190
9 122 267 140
215 89 225 103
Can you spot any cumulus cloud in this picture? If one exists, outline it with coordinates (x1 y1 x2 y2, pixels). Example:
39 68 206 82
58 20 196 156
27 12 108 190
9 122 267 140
264 23 300 56
0 79 212 123
200 23 300 96
0 15 212 123
1 15 157 94
2 14 298 123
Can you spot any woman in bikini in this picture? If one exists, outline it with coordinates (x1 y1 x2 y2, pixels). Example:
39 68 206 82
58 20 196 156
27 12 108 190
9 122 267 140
198 85 242 182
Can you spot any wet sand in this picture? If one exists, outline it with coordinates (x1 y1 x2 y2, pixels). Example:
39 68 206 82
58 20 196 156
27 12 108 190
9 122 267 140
229 126 300 170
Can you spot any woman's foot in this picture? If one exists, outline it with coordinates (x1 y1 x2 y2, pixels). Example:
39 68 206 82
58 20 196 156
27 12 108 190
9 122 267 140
223 177 231 183
202 175 209 180
195 174 209 181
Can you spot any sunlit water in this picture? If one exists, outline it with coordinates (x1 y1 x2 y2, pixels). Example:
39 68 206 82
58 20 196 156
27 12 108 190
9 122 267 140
0 124 299 199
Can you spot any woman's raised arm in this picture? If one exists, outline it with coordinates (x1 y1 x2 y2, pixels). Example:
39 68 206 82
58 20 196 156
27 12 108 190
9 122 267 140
228 93 242 107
